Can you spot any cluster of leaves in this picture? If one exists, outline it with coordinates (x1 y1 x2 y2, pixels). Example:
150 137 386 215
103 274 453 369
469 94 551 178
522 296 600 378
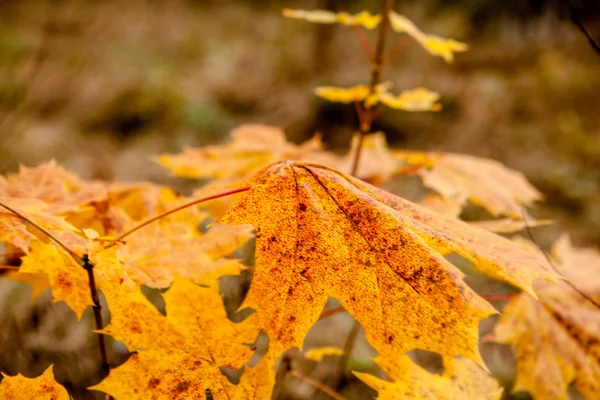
1 4 599 400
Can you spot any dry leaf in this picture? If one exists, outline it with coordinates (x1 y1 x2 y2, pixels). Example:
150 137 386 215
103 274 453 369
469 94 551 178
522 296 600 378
216 161 559 363
395 151 542 218
493 236 600 400
283 9 381 29
388 11 468 62
355 356 503 399
0 366 69 400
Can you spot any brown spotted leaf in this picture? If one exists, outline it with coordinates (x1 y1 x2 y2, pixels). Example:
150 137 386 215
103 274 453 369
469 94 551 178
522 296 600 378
493 236 600 400
0 366 69 400
216 161 559 363
91 275 271 399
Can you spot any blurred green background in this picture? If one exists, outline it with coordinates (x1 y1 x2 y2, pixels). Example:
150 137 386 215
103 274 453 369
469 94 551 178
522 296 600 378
0 1 599 398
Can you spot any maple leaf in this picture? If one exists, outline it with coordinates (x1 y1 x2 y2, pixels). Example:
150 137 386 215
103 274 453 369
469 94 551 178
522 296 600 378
19 241 91 319
96 197 252 289
395 151 543 218
156 124 338 181
0 197 87 253
354 356 503 399
92 275 272 399
0 161 108 214
216 161 559 364
282 9 381 30
493 236 600 400
0 365 69 400
388 11 468 62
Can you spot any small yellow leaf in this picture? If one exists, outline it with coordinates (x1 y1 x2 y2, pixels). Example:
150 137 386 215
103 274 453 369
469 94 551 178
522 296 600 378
0 366 69 400
283 9 337 24
314 85 371 103
389 11 468 62
305 346 345 362
379 87 442 111
336 11 382 29
315 81 392 106
283 9 381 30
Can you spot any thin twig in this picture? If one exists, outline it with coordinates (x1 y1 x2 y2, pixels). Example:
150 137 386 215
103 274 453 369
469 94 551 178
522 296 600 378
349 0 394 176
0 200 83 266
566 1 600 55
383 36 413 64
480 293 516 302
290 369 349 400
0 266 20 270
108 186 251 245
352 25 374 61
319 305 346 320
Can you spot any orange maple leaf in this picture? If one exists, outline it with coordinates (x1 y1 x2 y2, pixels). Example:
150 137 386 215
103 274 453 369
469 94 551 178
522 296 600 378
92 275 271 399
216 161 559 364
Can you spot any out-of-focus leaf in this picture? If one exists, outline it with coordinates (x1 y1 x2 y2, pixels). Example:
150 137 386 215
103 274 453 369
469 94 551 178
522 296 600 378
389 11 468 62
283 9 381 29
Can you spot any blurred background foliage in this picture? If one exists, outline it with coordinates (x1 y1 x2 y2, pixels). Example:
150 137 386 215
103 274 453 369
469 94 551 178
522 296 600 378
0 1 599 397
1 0 599 244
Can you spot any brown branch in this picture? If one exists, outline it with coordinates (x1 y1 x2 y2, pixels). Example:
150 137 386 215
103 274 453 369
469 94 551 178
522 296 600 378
0 266 20 270
108 186 251 245
350 0 394 176
82 254 110 375
290 369 349 400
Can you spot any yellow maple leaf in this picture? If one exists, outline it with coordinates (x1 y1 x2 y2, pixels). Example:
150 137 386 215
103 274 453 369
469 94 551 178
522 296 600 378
388 11 468 62
216 161 559 364
157 124 338 181
19 241 91 319
0 365 69 400
314 85 371 104
107 200 252 289
395 151 543 218
0 161 108 214
91 275 271 399
354 356 503 399
283 9 381 30
0 197 87 253
315 82 406 109
493 236 600 400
